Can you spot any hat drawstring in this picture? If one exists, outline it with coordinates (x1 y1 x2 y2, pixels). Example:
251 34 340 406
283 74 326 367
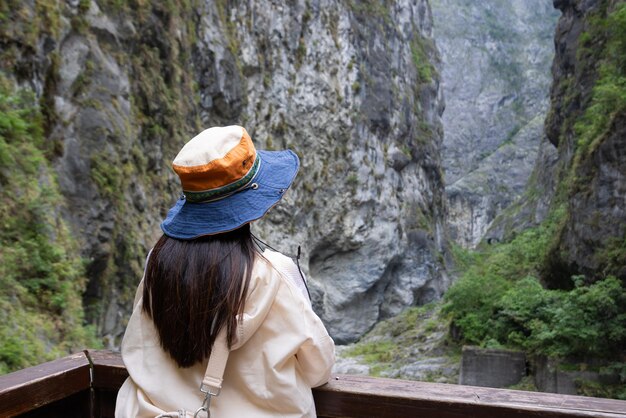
295 246 311 300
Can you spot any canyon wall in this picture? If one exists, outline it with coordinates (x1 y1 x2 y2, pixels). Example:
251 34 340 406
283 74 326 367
488 0 626 288
432 0 559 247
0 0 449 368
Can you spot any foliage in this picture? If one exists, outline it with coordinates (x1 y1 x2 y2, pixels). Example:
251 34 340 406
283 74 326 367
75 0 202 331
0 0 63 71
507 376 538 392
541 2 626 283
569 0 626 270
341 303 460 382
215 0 241 57
347 0 392 26
346 173 359 186
0 78 100 374
410 33 434 84
498 276 625 358
345 340 398 364
343 340 398 376
574 3 626 157
383 302 438 337
445 255 626 360
351 81 361 94
442 5 626 400
577 371 626 400
449 243 479 272
444 194 626 360
0 0 201 347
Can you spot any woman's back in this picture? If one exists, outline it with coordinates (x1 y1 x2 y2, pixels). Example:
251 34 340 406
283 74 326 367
115 126 335 417
116 249 334 417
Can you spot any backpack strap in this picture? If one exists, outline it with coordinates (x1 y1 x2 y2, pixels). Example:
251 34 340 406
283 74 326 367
194 327 230 417
201 327 229 396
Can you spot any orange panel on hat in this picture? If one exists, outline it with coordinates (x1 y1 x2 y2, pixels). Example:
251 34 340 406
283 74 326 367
174 131 257 192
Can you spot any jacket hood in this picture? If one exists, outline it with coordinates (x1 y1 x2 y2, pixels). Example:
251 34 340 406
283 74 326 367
230 250 282 349
231 249 308 349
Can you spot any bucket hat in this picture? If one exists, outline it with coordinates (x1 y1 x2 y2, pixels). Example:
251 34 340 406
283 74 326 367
161 125 300 239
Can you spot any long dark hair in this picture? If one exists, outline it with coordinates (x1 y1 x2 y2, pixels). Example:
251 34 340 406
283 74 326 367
142 224 256 368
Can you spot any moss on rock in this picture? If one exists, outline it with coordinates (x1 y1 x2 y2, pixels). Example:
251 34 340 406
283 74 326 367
0 76 100 373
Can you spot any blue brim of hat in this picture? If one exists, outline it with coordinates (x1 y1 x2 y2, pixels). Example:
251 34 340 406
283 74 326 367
161 150 299 239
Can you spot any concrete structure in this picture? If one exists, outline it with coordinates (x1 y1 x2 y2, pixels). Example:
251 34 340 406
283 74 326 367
459 346 527 388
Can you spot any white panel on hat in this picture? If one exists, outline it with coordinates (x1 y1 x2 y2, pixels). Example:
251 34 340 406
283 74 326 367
173 125 244 167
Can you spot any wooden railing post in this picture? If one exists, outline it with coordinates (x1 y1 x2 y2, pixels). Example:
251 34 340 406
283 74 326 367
0 352 91 417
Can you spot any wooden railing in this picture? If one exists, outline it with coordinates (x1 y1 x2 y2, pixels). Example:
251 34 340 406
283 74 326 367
1 350 626 417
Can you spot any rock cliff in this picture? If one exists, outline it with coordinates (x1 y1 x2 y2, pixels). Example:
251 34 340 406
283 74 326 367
540 0 626 287
488 0 626 287
185 0 450 344
432 0 559 247
1 0 201 350
0 0 449 356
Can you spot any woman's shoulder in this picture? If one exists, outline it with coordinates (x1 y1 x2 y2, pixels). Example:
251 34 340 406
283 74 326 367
260 248 296 268
257 250 297 280
257 249 310 302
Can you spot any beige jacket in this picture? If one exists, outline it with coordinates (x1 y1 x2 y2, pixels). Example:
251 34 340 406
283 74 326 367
115 250 335 418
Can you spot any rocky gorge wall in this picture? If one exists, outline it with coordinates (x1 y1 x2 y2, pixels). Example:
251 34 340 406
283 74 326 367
488 0 626 288
538 0 626 286
211 0 449 343
432 0 559 247
0 0 449 368
335 1 626 396
0 0 202 361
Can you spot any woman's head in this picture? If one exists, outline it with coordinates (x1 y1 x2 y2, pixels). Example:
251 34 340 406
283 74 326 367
160 125 299 239
143 224 256 368
144 126 299 368
143 126 300 367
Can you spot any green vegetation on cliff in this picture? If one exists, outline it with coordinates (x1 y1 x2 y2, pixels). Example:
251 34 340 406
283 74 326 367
570 2 626 280
574 3 626 156
444 237 626 398
342 303 459 382
445 241 626 362
61 0 201 338
0 77 99 373
0 0 218 369
540 1 626 285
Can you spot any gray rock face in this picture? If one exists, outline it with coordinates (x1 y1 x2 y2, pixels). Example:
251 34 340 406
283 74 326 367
4 1 201 347
196 0 449 343
394 357 458 382
335 303 460 383
4 0 449 346
540 0 626 286
447 115 546 246
50 1 185 346
485 137 559 242
432 0 559 247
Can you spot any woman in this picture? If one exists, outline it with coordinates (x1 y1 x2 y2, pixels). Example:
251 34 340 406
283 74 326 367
115 126 335 417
